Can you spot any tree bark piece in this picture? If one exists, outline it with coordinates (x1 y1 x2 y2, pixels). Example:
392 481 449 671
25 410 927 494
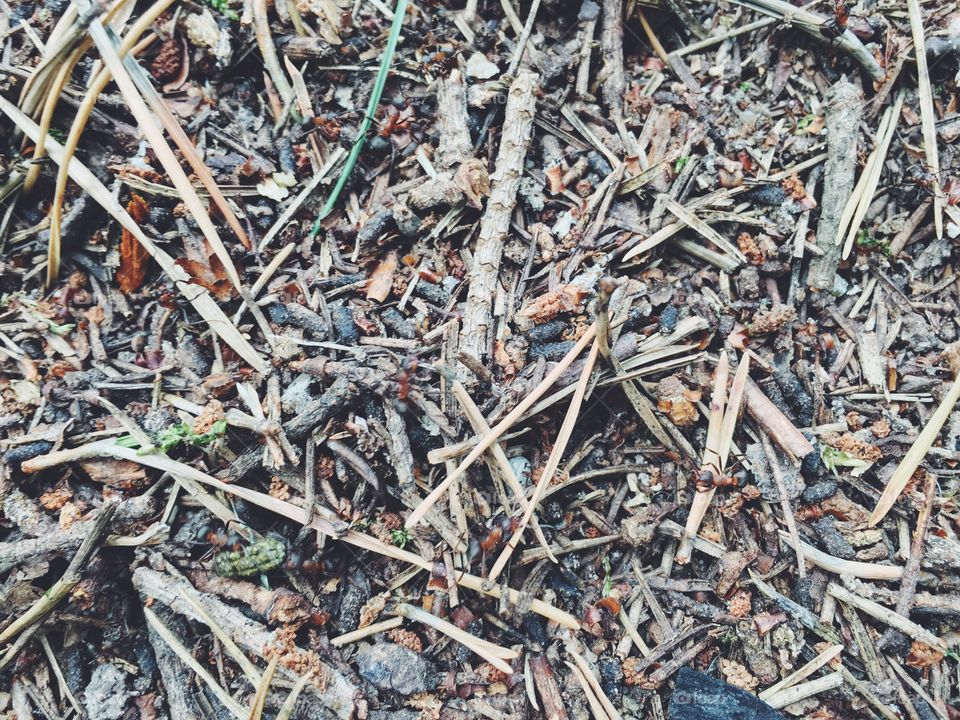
461 70 538 361
133 565 357 720
435 69 472 171
808 78 862 291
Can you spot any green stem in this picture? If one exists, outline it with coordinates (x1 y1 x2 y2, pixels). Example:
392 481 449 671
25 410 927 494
310 0 408 235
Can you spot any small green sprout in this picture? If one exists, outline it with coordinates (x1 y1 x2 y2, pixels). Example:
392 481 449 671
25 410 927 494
207 0 239 20
117 419 227 453
674 155 691 173
820 445 871 475
855 230 890 257
602 556 613 597
390 528 411 549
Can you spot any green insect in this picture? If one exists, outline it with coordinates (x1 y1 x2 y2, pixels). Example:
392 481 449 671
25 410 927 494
213 537 286 578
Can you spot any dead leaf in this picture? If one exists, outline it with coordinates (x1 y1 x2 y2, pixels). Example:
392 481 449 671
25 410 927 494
175 253 236 301
454 159 490 209
117 194 151 294
367 251 398 303
906 640 944 669
80 458 150 490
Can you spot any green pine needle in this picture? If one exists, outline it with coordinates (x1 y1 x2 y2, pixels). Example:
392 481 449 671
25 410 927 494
310 0 408 236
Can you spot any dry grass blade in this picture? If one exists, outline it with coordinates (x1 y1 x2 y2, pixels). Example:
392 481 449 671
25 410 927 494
275 674 312 720
869 372 960 526
566 660 611 720
676 351 730 563
405 321 598 528
83 19 244 293
907 0 943 238
393 604 518 673
759 644 843 701
143 606 246 719
181 592 262 687
49 0 176 285
762 431 805 578
0 96 268 372
121 50 251 250
450 379 553 559
487 337 600 582
330 617 403 647
840 94 904 259
568 647 623 720
664 197 747 266
20 441 581 630
764 672 844 710
246 658 277 720
24 42 88 197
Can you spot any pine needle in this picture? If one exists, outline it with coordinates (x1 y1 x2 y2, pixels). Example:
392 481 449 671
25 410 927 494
906 0 943 238
487 337 601 582
406 321 599 528
869 371 960 526
310 0 408 233
0 96 268 373
246 658 277 720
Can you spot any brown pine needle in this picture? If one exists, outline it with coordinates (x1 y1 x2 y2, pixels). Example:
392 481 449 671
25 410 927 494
452 380 556 561
487 337 600 583
566 660 612 720
50 0 176 286
676 351 730 564
568 647 623 720
393 604 518 674
405 320 598 528
143 607 246 719
869 371 960 526
25 42 88 197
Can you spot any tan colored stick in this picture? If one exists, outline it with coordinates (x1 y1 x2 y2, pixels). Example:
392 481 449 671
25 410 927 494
487 338 600 582
869 372 960 526
759 644 843 701
827 583 946 651
405 321 598 528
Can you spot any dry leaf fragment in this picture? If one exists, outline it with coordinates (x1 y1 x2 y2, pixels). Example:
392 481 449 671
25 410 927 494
520 284 589 323
366 251 398 303
454 158 490 209
117 193 151 294
748 305 797 335
906 640 944 669
176 253 236 301
655 375 701 426
79 458 149 490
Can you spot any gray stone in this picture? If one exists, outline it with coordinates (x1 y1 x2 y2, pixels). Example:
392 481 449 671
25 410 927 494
356 643 437 695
